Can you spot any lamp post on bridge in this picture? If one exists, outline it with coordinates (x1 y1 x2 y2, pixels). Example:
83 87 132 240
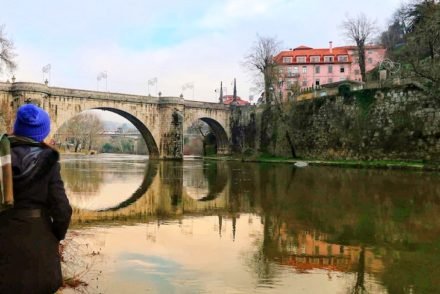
97 71 108 92
148 77 158 96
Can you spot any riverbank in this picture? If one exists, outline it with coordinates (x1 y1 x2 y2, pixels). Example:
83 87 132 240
204 155 440 171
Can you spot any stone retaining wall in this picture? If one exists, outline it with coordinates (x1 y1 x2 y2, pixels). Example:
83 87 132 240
232 85 440 160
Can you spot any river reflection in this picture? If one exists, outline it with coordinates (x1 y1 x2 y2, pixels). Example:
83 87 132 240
61 156 440 294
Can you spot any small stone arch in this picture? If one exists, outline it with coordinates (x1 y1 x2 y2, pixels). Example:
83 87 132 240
198 117 230 155
95 107 159 158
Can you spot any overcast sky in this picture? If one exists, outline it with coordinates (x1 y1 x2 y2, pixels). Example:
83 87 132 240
1 0 402 103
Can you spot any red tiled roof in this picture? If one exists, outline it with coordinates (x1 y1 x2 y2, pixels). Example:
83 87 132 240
222 95 250 105
294 45 313 50
274 46 352 64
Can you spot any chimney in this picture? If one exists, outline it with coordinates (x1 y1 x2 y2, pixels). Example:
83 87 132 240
329 41 333 53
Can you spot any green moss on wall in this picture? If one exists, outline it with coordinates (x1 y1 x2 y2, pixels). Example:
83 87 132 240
354 89 376 115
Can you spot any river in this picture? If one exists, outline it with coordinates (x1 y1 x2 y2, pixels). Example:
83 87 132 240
60 154 440 293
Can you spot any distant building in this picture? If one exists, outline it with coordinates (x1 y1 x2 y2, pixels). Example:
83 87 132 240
221 95 250 106
274 42 386 99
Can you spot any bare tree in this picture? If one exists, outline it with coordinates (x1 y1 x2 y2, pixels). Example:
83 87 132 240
243 35 281 103
57 112 104 152
342 14 377 82
0 25 17 75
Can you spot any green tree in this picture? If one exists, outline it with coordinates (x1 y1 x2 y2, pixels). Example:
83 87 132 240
402 1 440 88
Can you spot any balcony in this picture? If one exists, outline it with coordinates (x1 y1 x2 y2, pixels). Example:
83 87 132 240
286 72 300 78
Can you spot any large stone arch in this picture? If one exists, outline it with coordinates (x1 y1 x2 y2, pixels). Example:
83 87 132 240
95 107 159 158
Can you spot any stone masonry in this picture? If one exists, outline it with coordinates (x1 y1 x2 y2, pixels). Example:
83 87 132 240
0 82 231 159
232 84 440 161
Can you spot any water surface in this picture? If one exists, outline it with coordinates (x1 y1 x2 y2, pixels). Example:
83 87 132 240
60 154 440 294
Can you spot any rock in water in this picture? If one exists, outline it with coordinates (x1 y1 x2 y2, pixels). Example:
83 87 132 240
294 161 308 167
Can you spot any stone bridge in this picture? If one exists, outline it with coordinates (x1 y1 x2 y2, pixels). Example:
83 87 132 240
0 82 231 159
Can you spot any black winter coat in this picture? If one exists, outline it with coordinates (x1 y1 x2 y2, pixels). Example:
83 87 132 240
0 137 72 294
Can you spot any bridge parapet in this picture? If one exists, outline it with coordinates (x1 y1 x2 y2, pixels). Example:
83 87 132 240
158 96 185 105
184 100 229 110
10 82 51 94
0 81 232 159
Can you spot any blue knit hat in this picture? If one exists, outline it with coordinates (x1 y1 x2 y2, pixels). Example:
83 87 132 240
13 104 51 142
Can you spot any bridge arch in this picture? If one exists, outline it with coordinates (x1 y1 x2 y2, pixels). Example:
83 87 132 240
94 107 159 158
195 117 230 155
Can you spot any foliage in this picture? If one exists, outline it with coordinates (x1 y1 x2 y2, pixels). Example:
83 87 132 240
354 89 376 115
381 1 440 91
338 84 351 97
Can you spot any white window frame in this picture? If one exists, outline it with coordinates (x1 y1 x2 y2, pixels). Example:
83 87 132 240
328 65 333 73
296 56 306 63
310 56 320 63
283 57 293 63
302 66 307 73
324 56 334 62
337 55 348 62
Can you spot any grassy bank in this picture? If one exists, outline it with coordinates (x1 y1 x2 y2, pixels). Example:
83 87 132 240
204 154 439 171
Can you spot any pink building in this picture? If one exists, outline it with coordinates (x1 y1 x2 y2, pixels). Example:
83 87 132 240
274 42 386 98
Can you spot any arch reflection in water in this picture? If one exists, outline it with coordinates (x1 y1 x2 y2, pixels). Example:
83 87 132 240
182 160 228 201
63 157 228 214
61 154 153 210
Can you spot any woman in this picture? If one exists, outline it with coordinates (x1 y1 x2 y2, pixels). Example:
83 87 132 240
0 104 72 293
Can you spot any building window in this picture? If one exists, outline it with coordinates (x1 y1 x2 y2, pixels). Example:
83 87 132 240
354 69 360 75
302 66 307 73
328 78 333 83
328 65 333 73
314 246 320 255
338 55 348 62
283 57 293 63
368 50 372 54
287 66 299 77
315 66 320 74
302 80 307 87
340 66 345 73
315 79 320 86
327 245 333 256
368 58 373 64
324 56 334 62
296 56 306 63
310 56 320 63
